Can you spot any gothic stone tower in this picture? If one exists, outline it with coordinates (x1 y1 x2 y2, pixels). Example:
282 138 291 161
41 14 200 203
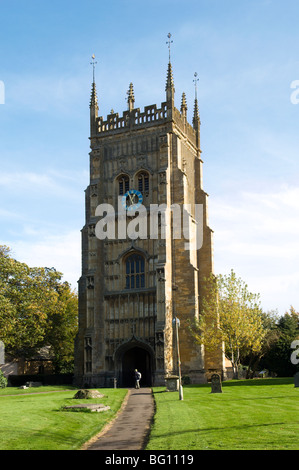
73 57 224 388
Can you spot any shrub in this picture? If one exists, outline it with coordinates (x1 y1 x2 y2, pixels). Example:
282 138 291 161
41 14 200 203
0 370 7 388
182 375 191 385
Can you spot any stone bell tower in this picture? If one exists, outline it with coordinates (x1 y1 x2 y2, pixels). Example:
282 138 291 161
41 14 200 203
73 43 224 388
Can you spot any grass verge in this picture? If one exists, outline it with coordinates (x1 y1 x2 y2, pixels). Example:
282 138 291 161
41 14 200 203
147 378 299 450
0 386 127 450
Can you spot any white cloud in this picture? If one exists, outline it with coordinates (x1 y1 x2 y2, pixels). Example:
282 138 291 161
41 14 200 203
5 229 81 290
8 72 88 116
210 184 299 314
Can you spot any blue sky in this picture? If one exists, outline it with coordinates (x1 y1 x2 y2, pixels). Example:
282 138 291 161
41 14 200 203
0 0 299 315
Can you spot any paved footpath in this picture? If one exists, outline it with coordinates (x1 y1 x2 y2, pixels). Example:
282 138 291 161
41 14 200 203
82 387 155 451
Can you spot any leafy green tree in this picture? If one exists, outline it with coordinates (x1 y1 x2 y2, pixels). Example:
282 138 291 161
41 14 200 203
0 246 78 372
244 310 280 378
260 307 299 376
44 281 78 373
191 270 265 378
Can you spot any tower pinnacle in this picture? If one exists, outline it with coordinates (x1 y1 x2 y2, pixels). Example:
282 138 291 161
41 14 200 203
181 92 187 119
89 54 99 110
192 72 200 127
127 82 135 112
181 92 187 112
89 55 98 136
165 33 175 105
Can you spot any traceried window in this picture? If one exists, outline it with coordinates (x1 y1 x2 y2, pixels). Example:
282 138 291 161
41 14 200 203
118 175 130 195
137 171 149 195
125 253 145 289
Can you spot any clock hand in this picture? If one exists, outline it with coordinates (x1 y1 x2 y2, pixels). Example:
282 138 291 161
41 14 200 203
128 192 135 205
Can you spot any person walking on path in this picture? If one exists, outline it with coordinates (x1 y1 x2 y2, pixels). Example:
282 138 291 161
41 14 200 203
135 369 141 389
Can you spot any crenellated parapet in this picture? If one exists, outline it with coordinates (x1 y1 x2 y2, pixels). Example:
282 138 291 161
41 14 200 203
92 100 199 150
95 102 168 135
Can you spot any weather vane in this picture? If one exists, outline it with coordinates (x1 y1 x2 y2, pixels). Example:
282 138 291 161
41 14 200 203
166 33 173 61
193 72 199 99
90 54 97 83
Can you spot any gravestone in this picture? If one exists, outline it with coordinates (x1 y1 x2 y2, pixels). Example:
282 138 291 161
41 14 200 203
294 372 299 388
26 381 42 387
211 374 222 393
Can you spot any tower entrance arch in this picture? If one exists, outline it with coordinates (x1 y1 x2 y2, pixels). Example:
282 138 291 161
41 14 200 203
114 338 155 387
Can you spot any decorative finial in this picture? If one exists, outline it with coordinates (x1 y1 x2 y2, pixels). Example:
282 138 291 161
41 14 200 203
193 72 200 129
181 92 187 115
166 33 173 62
193 72 199 99
127 82 135 111
90 54 97 83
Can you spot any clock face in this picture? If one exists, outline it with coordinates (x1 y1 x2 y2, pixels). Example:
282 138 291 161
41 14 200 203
122 189 143 211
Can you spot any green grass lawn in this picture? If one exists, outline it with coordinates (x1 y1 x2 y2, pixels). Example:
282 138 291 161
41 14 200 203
0 386 127 450
147 378 299 450
1 378 298 450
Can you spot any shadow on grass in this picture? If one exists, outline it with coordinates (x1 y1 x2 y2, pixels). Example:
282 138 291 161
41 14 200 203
150 420 289 440
222 378 293 387
183 378 294 389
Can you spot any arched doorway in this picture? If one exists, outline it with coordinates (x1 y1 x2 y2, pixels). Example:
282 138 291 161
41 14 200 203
114 338 155 387
122 346 152 387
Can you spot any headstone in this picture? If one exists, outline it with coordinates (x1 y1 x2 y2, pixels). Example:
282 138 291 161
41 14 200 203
73 389 104 399
211 373 222 393
26 381 42 387
294 372 299 388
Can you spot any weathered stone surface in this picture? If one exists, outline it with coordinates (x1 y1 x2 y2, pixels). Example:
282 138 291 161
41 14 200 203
26 381 42 387
64 403 110 412
74 59 225 389
165 376 179 392
73 389 105 399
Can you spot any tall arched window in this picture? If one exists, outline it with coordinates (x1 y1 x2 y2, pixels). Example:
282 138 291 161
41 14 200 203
125 253 145 289
118 174 130 195
137 171 149 195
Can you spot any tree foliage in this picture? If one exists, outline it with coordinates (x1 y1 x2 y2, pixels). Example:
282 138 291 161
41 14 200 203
0 245 78 372
244 310 280 378
0 369 7 388
191 270 265 378
260 307 299 376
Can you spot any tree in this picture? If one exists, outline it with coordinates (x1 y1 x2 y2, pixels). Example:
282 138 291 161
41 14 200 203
0 246 78 371
44 281 78 373
244 310 280 378
191 270 265 378
260 307 299 376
